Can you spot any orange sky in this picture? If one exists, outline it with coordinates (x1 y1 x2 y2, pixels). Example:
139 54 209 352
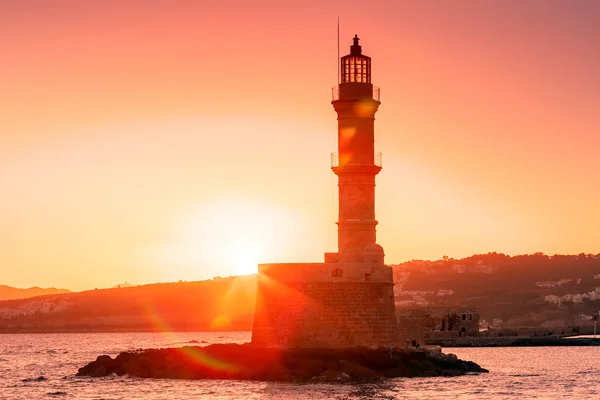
1 1 599 291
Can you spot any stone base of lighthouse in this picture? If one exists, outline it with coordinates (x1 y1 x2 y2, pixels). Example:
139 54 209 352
251 262 398 348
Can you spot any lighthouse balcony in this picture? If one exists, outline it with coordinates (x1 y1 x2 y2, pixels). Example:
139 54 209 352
332 86 380 102
331 152 382 168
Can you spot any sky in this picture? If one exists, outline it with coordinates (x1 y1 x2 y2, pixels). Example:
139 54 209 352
1 0 599 291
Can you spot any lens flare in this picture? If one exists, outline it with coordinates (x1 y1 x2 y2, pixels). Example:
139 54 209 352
253 268 331 347
339 127 356 147
339 152 353 166
178 346 240 372
210 315 232 330
355 99 376 117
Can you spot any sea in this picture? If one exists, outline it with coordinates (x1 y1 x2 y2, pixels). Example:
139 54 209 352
1 331 598 399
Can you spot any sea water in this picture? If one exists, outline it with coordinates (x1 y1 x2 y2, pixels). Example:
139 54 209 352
1 332 598 399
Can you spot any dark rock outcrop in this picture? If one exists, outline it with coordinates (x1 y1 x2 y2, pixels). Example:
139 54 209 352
21 376 48 382
77 343 488 382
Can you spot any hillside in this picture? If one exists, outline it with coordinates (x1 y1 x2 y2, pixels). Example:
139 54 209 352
3 253 600 333
392 252 600 329
0 276 256 333
0 285 71 301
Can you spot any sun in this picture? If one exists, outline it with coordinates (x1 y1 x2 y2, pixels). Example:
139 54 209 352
231 241 259 276
148 199 306 280
234 259 258 276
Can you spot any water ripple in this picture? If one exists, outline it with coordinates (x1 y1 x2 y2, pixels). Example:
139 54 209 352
1 333 599 399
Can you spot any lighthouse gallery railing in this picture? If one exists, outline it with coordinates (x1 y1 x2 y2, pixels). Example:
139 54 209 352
332 86 380 102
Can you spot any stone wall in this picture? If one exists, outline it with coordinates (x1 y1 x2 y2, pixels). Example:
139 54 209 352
257 262 393 284
396 310 427 348
396 306 481 347
252 263 397 348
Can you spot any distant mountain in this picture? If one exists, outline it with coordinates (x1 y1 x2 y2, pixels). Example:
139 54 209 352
391 252 600 329
0 285 71 301
4 253 600 333
0 276 256 333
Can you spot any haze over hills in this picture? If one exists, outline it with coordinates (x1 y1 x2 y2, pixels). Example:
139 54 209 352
0 285 71 302
0 276 256 333
2 253 600 333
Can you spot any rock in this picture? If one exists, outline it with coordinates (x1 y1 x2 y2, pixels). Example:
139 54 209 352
420 369 439 377
401 350 427 361
21 376 47 382
96 355 113 364
465 360 488 372
338 360 383 380
264 364 290 381
76 343 488 382
424 349 490 374
247 365 268 381
325 360 338 371
441 369 464 377
92 366 108 377
295 359 325 379
76 354 115 377
406 359 440 377
317 369 351 382
284 357 299 370
379 366 412 378
122 360 141 376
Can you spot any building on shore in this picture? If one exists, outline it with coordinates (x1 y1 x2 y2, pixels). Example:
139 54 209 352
397 307 481 347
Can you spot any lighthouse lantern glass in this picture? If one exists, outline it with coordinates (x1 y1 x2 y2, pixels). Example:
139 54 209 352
341 55 371 84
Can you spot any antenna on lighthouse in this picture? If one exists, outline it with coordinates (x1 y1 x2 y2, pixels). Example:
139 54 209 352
332 16 341 224
337 17 340 84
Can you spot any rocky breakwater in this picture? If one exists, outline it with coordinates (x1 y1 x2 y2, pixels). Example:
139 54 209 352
77 343 488 382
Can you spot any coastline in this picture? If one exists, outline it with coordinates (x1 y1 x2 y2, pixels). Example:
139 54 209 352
426 336 600 347
4 328 600 348
0 327 246 334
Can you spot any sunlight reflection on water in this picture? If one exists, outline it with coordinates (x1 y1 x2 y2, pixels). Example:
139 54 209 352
1 332 598 399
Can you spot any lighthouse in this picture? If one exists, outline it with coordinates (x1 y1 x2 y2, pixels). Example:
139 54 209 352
252 35 397 348
331 34 384 265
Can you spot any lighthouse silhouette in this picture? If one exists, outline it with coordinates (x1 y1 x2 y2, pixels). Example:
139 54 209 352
331 34 384 265
252 36 398 348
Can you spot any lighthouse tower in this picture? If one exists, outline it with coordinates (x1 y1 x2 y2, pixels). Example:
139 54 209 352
331 34 384 265
252 35 397 348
